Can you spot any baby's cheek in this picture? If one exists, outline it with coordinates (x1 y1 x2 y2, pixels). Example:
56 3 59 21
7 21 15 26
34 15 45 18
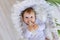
25 20 28 23
24 19 27 23
32 19 35 22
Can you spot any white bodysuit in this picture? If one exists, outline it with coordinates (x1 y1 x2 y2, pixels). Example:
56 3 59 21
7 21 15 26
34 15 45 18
22 18 45 40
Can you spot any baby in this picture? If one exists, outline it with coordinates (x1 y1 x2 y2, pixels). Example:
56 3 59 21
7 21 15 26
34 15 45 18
21 7 46 40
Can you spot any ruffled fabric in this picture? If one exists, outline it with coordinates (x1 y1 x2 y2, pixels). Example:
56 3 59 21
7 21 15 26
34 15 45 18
11 0 58 40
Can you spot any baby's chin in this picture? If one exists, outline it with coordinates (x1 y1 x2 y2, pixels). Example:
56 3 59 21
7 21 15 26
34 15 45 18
25 21 35 25
23 22 29 25
25 23 31 25
26 23 29 25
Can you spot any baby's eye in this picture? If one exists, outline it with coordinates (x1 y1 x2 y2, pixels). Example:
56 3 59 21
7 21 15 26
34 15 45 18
25 17 28 18
31 16 33 18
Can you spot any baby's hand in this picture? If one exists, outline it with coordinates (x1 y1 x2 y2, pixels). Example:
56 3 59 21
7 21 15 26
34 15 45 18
27 21 38 32
33 23 38 31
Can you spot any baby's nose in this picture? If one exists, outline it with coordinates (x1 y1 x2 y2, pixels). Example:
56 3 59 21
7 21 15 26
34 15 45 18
28 18 31 21
28 19 31 22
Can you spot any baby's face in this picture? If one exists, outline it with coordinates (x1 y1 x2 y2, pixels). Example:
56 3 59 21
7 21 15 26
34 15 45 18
23 11 35 25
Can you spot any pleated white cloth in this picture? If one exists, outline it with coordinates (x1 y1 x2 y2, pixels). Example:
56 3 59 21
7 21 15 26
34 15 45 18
11 0 59 40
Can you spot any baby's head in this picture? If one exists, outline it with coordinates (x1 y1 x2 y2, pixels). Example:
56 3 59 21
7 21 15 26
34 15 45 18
21 7 36 25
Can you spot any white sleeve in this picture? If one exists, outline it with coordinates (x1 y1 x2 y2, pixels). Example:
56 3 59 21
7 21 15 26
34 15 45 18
38 23 45 31
41 23 45 30
36 18 45 31
24 30 32 39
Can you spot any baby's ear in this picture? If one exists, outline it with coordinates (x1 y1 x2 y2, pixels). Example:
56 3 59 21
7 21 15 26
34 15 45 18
19 14 22 20
21 16 24 21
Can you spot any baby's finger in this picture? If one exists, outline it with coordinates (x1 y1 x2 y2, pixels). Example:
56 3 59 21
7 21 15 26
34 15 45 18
28 21 33 26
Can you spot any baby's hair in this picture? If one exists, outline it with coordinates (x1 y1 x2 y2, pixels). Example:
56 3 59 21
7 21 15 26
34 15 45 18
21 7 36 18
